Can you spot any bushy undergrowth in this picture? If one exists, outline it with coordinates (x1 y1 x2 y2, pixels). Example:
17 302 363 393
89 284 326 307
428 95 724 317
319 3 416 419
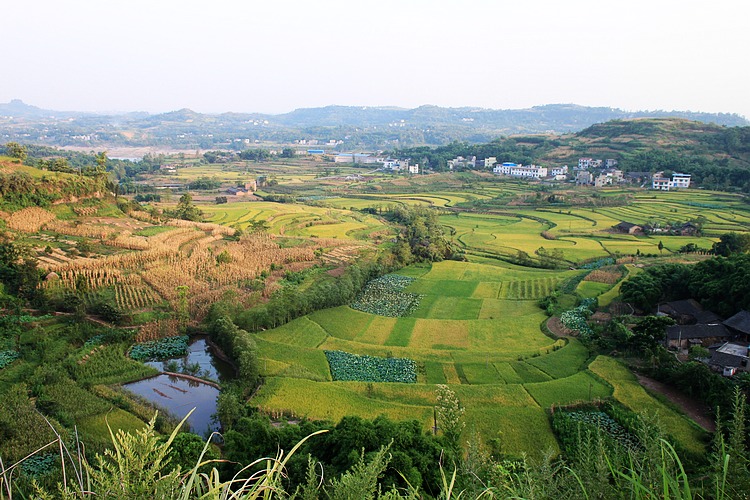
560 297 597 339
350 274 423 317
0 349 20 369
325 350 417 383
553 409 640 456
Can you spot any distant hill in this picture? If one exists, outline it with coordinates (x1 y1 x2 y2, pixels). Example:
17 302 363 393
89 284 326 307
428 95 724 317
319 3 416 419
0 100 747 149
273 104 749 131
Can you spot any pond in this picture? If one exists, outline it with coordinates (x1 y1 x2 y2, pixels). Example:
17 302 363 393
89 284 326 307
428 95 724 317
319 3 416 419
124 336 233 436
145 337 235 383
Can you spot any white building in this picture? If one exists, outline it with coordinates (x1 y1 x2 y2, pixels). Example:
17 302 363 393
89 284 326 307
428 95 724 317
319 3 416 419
652 172 691 190
493 162 547 179
578 158 602 169
408 164 419 175
480 157 497 168
549 165 569 178
492 162 517 175
382 159 410 171
447 156 476 170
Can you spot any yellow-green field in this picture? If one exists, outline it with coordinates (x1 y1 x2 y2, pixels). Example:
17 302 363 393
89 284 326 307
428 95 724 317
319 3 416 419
200 201 390 239
251 259 617 458
589 356 708 455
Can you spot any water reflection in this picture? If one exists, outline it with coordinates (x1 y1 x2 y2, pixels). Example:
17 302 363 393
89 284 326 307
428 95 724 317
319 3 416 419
124 336 232 435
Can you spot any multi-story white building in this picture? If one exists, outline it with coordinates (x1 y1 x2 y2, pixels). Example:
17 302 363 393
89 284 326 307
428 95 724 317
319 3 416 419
549 165 569 177
479 157 497 168
493 162 547 179
408 164 419 174
652 172 691 190
382 159 410 171
578 158 603 169
492 162 516 175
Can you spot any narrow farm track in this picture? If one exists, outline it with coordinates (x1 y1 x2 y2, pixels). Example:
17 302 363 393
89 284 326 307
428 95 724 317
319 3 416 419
635 374 716 432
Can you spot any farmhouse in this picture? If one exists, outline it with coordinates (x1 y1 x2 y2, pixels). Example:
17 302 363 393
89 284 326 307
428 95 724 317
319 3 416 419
666 323 732 350
724 310 750 339
657 299 722 325
576 171 593 185
708 342 750 376
613 222 643 235
334 153 380 164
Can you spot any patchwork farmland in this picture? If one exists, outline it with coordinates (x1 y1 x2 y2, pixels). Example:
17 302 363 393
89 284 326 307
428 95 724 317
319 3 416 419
251 260 704 457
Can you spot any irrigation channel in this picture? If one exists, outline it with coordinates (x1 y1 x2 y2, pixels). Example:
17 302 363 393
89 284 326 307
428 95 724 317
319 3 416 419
123 337 234 436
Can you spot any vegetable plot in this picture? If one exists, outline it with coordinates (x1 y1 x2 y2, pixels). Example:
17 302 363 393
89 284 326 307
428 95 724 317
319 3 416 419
325 350 417 383
128 335 189 362
350 274 423 317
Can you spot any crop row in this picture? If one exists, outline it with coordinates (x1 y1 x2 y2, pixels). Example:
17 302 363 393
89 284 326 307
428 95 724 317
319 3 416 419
556 410 639 449
324 350 417 383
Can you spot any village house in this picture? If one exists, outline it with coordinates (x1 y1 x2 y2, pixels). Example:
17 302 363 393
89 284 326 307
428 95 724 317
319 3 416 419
612 221 643 235
657 299 723 325
666 324 732 350
709 342 750 376
334 153 380 164
578 158 603 169
381 159 410 171
493 163 548 179
724 310 750 339
652 172 691 190
576 171 593 185
447 156 476 170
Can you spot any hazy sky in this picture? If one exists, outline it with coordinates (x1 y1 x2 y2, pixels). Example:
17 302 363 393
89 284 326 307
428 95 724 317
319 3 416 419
3 0 748 117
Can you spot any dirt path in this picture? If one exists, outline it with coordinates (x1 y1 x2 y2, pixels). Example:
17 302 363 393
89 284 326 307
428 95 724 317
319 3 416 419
635 374 716 432
546 316 576 338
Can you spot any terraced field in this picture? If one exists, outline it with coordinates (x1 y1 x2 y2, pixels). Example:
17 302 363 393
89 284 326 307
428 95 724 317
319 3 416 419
252 260 617 458
200 201 389 239
441 189 750 263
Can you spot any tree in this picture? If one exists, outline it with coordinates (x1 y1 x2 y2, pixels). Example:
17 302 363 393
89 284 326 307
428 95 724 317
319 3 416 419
434 384 464 449
171 193 202 221
630 316 674 352
248 219 270 234
4 142 27 162
280 147 295 158
712 232 750 256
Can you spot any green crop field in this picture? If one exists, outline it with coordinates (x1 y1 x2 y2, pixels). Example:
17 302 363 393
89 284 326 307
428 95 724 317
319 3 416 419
589 356 707 455
251 258 626 457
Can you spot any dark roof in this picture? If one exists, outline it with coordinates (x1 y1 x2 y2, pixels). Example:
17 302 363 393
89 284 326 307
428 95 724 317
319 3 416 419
666 324 730 340
614 222 640 231
725 311 750 335
695 310 723 324
710 351 744 369
660 299 704 317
